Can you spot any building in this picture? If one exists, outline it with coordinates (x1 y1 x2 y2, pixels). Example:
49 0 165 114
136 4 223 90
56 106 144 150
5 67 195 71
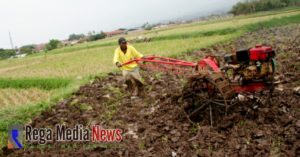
34 43 46 52
104 29 125 37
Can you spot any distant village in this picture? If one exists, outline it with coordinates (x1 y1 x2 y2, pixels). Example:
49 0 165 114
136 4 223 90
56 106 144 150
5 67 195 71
0 14 232 59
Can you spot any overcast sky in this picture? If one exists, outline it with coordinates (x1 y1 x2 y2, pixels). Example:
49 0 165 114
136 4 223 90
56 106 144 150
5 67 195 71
0 0 241 48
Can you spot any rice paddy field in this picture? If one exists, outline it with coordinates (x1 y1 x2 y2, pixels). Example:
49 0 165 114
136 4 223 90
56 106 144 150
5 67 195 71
0 8 300 146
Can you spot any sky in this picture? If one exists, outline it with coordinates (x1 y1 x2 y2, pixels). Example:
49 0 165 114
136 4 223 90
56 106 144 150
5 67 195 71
0 0 241 49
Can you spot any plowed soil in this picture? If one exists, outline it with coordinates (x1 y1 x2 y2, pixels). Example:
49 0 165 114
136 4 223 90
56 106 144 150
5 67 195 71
3 24 300 157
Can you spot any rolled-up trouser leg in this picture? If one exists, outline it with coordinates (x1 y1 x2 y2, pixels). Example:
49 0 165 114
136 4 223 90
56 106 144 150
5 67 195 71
130 68 144 85
122 70 134 93
122 68 144 95
130 68 144 96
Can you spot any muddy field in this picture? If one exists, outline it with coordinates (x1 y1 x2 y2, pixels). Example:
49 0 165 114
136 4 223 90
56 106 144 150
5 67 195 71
3 24 300 156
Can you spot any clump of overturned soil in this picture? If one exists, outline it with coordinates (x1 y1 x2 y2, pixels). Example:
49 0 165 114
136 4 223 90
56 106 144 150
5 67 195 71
4 24 300 157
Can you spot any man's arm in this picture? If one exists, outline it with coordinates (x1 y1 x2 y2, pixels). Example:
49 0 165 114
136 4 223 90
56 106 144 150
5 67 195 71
131 46 144 58
113 50 122 67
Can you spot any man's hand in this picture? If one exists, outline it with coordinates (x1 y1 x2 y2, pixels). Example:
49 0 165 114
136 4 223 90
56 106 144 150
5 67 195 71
116 62 122 68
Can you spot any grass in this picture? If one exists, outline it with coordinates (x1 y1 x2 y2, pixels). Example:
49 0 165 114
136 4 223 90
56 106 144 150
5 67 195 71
151 28 238 41
245 13 300 31
0 102 49 132
0 78 71 90
143 9 300 37
0 88 52 107
0 77 70 109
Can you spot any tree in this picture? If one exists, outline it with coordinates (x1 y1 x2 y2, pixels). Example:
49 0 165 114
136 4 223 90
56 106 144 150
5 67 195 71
230 0 298 15
282 0 300 6
87 30 96 36
142 22 153 30
0 49 16 59
68 33 85 41
144 25 153 30
88 31 106 41
45 39 62 51
20 45 36 54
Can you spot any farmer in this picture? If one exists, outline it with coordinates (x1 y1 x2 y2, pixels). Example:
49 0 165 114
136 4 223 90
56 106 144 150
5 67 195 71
113 37 145 96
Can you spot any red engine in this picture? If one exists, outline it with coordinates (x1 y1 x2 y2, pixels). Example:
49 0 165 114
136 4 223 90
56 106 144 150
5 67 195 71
249 45 275 61
224 45 276 84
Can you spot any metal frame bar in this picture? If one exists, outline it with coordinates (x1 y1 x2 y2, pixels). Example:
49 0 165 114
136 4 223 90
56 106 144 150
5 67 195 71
122 56 197 67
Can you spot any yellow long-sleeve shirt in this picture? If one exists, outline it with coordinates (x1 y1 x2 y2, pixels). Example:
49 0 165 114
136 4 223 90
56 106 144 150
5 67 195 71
113 45 144 71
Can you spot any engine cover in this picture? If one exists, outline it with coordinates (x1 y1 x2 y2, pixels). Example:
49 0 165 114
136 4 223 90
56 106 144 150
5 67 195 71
249 45 275 61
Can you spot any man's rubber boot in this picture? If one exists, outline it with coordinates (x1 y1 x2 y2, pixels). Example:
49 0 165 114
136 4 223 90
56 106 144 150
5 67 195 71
138 88 145 97
132 87 139 96
125 80 134 93
136 80 145 97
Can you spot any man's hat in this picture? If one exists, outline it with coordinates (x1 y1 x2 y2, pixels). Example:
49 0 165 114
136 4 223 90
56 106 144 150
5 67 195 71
118 37 127 44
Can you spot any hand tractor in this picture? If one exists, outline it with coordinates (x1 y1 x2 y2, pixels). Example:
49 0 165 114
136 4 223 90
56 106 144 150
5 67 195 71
123 45 276 126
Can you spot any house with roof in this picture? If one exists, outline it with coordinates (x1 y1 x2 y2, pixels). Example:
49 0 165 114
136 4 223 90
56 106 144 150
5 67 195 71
104 29 126 37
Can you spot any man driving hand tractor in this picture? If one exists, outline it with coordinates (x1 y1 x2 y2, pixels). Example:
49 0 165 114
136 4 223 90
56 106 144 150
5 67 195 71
113 37 145 96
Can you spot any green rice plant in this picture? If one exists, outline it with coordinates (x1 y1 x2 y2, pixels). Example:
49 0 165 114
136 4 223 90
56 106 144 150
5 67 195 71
245 13 300 31
0 78 71 90
151 28 237 41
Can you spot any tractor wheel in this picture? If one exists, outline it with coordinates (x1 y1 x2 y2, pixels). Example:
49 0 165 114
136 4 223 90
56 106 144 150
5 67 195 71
182 73 235 126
